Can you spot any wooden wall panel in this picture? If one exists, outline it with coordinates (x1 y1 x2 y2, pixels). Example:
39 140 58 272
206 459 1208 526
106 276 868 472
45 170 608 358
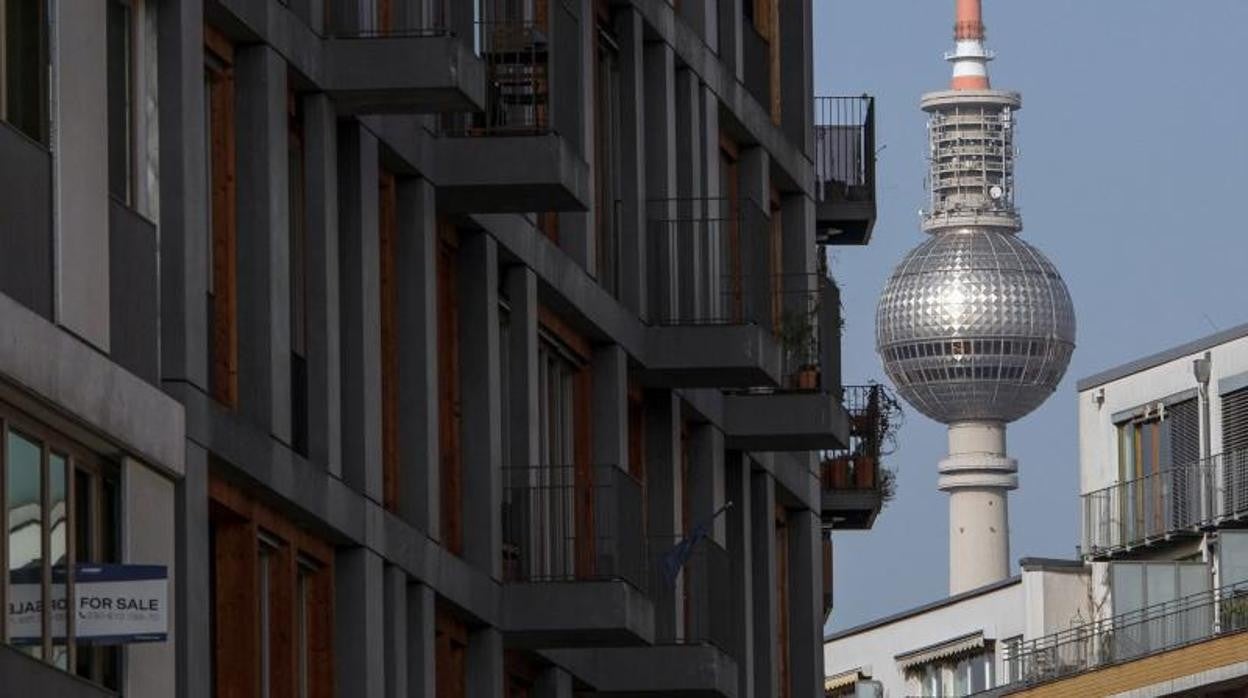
379 170 399 512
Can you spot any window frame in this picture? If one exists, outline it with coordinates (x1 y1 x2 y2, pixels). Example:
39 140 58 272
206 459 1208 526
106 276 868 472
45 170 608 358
0 401 120 683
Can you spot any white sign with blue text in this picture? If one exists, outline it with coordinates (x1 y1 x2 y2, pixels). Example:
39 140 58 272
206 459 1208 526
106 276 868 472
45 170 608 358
7 564 168 644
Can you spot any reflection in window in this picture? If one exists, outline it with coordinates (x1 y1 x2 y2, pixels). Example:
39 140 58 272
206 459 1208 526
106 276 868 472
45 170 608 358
7 430 43 657
4 416 120 686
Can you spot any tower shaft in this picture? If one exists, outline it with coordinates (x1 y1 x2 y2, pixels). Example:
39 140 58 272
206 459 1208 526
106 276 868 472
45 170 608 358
940 422 1017 594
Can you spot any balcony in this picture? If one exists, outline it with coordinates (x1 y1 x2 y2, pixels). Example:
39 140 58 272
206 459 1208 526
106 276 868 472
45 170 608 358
1082 448 1248 558
642 198 783 389
819 385 901 530
500 464 654 648
723 273 849 451
814 96 877 245
546 536 739 697
435 21 591 213
998 580 1248 690
321 19 486 115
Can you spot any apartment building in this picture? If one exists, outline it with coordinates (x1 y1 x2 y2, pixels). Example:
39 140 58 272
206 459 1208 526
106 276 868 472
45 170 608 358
824 324 1248 697
0 0 882 696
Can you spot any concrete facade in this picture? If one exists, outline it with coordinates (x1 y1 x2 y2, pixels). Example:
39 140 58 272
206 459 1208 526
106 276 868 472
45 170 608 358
0 0 881 696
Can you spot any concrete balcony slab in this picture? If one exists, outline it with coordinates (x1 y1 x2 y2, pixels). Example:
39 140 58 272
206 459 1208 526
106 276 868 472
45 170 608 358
323 34 485 114
723 390 850 451
643 324 782 389
546 644 738 697
435 133 591 213
822 487 883 530
816 196 876 245
502 580 654 649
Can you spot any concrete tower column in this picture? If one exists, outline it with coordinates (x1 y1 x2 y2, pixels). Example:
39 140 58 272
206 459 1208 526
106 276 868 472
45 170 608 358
939 422 1017 594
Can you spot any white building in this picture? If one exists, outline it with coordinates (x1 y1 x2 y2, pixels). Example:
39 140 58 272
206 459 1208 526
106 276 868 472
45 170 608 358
826 323 1248 697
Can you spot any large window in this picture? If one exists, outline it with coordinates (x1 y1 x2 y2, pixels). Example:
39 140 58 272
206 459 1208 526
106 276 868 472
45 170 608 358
0 404 120 687
205 28 238 408
0 0 48 143
1116 398 1199 535
210 475 333 697
592 4 622 297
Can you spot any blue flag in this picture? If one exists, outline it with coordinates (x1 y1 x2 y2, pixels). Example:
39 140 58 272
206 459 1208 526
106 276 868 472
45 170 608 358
659 502 733 586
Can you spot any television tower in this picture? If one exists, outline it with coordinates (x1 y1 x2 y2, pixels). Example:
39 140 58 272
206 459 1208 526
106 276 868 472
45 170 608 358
875 0 1076 595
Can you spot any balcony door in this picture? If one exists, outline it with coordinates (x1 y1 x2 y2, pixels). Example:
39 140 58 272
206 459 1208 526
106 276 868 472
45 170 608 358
1116 399 1200 544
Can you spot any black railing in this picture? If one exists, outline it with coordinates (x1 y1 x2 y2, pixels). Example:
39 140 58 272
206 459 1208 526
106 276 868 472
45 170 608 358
647 197 771 327
442 21 550 136
648 534 736 659
321 4 452 39
820 385 900 494
501 464 646 591
999 581 1248 689
814 96 876 207
1082 448 1248 558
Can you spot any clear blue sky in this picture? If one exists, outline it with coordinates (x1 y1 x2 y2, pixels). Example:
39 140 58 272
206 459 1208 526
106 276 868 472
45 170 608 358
817 0 1248 634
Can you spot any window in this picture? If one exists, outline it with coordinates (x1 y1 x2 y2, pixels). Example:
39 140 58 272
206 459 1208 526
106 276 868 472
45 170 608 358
718 137 742 324
1224 387 1248 455
379 169 398 511
0 404 120 687
210 475 333 697
1116 398 1201 536
0 0 48 143
289 84 309 456
1224 388 1248 515
205 28 238 408
1001 635 1023 684
593 5 622 297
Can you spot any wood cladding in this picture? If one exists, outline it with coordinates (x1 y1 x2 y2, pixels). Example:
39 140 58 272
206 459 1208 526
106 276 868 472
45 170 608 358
436 606 468 698
379 170 399 512
206 27 238 408
438 222 464 555
210 475 333 698
776 505 791 698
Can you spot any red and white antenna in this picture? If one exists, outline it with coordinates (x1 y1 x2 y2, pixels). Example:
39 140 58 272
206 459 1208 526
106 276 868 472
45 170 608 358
948 0 992 90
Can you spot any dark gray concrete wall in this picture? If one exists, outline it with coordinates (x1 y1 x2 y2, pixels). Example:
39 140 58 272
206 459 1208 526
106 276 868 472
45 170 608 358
0 123 53 319
109 200 160 385
0 645 114 698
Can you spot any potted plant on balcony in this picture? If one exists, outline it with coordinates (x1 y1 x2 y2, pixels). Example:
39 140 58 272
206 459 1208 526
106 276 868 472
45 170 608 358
778 307 819 390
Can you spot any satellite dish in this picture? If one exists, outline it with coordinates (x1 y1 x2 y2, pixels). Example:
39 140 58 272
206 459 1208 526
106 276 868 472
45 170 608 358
989 185 1004 200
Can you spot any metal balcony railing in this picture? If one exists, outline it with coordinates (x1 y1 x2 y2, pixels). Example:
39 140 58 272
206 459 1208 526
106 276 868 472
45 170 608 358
998 581 1248 689
322 3 451 38
442 20 550 136
820 385 901 496
814 96 876 208
646 197 771 327
648 534 736 660
1082 448 1248 557
501 464 646 591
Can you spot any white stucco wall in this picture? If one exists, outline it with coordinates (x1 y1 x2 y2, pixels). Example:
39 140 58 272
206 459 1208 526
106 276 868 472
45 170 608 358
1077 331 1248 497
1022 568 1092 640
824 580 1024 697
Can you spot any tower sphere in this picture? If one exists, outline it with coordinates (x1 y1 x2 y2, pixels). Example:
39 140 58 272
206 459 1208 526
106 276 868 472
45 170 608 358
875 228 1075 424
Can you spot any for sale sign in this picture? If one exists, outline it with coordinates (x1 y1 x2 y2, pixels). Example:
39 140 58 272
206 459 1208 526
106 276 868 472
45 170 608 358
7 564 168 644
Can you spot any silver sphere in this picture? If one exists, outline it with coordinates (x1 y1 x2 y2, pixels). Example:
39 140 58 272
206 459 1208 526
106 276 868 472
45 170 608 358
876 228 1075 424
